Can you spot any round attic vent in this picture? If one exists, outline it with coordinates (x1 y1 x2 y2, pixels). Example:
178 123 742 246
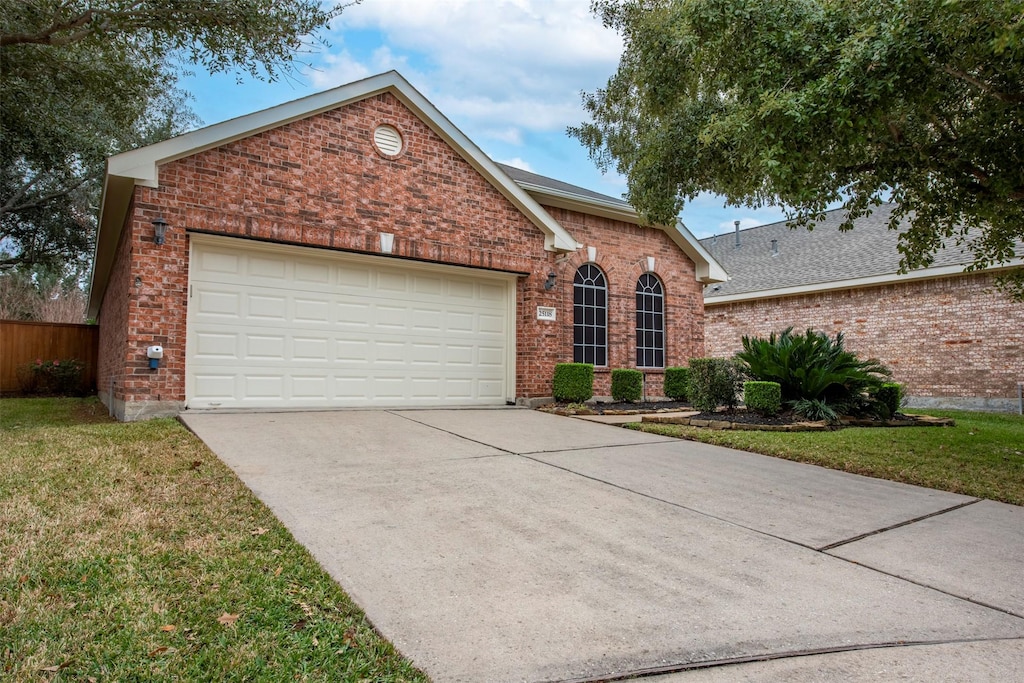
373 124 403 156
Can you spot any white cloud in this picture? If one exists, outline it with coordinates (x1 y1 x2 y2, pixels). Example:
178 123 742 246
482 127 525 145
325 0 621 133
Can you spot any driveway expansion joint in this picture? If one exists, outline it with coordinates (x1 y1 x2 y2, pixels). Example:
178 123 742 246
544 636 1024 683
386 409 519 455
818 498 983 551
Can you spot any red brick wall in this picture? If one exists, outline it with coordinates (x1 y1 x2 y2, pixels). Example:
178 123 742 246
704 272 1024 403
101 92 704 410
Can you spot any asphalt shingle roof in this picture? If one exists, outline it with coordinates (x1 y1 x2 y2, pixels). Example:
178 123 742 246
699 204 994 298
495 163 632 208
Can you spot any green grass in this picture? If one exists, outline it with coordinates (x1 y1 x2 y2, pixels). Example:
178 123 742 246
628 409 1024 506
0 398 428 682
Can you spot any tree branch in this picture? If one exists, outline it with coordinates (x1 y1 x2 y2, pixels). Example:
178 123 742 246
0 8 96 47
942 65 1024 103
0 174 94 216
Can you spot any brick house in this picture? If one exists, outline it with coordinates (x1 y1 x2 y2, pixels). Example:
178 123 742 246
87 71 726 420
701 205 1024 412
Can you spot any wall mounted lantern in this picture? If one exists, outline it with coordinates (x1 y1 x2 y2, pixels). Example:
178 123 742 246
543 271 557 290
152 217 169 245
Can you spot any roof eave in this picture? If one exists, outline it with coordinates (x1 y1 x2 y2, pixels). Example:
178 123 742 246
86 172 135 319
518 185 729 283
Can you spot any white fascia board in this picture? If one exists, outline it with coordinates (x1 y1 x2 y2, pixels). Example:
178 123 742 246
103 70 578 252
704 258 1024 305
672 221 730 283
516 184 729 283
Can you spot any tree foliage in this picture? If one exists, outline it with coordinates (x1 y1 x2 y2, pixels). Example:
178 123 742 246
1 0 350 272
573 0 1024 298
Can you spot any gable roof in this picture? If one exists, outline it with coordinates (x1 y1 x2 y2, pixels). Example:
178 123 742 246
88 71 725 317
496 163 728 284
701 204 1024 303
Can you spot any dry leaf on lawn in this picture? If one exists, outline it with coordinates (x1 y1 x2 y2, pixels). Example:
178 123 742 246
217 612 240 626
250 527 269 536
274 566 282 577
160 624 176 632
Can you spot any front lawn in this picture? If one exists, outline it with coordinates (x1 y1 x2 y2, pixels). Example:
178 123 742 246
628 409 1024 505
0 398 427 682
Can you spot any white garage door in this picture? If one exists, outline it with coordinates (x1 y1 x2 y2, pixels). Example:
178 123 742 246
186 236 515 409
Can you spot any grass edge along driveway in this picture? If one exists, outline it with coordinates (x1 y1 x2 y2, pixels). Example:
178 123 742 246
628 409 1024 506
0 398 428 682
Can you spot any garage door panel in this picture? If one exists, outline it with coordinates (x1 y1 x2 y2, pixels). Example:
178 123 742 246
192 374 237 400
294 297 331 323
196 289 241 318
194 332 238 359
247 294 287 320
294 261 330 284
188 241 512 408
292 375 328 399
247 255 287 280
293 337 330 361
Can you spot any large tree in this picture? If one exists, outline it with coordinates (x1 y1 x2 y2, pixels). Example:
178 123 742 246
572 0 1024 298
1 0 350 273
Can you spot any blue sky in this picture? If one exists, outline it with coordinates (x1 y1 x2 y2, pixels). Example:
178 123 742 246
179 0 787 239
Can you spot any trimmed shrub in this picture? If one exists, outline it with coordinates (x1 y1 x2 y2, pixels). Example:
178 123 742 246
688 358 744 413
744 381 781 416
663 367 690 401
552 363 594 402
875 383 903 418
611 369 643 402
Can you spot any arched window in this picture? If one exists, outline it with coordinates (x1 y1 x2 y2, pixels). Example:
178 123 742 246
636 273 664 368
573 264 607 366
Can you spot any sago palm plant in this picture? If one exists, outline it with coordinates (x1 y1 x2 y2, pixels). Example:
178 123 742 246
735 328 891 418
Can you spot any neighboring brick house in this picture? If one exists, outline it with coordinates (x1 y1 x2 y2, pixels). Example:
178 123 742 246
87 71 726 420
701 205 1024 412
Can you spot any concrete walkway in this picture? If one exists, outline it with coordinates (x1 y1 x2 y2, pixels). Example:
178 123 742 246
180 408 1024 682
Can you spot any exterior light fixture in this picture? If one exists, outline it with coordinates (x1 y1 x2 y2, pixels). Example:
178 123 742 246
543 271 556 290
152 217 168 245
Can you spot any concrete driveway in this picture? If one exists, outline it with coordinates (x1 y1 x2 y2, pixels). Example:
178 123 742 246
180 409 1024 682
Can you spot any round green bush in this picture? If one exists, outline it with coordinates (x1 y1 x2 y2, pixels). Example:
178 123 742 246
611 368 643 402
552 363 594 402
744 381 782 416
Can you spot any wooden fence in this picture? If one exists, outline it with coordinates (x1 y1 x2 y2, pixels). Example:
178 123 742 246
0 320 99 396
